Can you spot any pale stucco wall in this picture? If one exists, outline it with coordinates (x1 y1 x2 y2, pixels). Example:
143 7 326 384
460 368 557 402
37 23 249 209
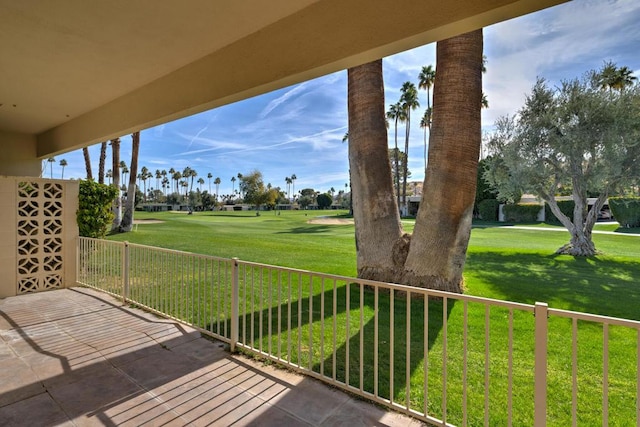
0 131 41 177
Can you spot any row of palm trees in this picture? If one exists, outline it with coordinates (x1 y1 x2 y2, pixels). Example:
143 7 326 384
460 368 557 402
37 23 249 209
386 65 434 210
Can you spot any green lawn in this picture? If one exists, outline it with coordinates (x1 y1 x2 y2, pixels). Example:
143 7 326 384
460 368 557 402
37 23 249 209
103 210 640 425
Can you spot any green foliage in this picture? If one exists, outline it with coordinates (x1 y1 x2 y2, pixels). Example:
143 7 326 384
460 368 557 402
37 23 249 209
544 200 575 225
503 203 541 223
609 197 640 227
77 180 118 238
477 198 499 221
316 193 332 209
240 170 269 208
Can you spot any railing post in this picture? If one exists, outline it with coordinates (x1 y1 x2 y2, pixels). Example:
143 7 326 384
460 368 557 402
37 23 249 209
123 241 130 304
230 257 239 352
534 302 548 427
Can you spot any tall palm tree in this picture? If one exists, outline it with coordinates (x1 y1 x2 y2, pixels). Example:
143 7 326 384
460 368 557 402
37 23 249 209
400 81 420 212
386 102 405 207
82 147 93 180
155 170 161 192
207 172 213 193
106 169 112 185
121 132 140 232
290 174 297 201
111 138 122 231
140 166 149 201
404 29 484 293
347 59 402 282
285 176 292 200
172 171 182 194
418 65 435 171
119 161 128 185
46 157 56 179
59 159 67 179
231 176 236 194
214 177 221 198
98 141 107 184
197 177 205 191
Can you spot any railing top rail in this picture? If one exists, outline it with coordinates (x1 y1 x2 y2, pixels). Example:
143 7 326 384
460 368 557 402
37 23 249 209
548 307 640 328
237 258 535 312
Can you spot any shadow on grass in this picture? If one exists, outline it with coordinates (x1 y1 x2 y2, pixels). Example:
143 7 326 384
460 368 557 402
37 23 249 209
221 283 452 404
466 251 640 320
276 225 334 234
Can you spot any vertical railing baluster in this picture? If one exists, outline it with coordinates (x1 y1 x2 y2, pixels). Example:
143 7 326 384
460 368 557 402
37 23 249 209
333 279 338 382
572 317 578 427
308 274 313 372
390 289 394 404
268 269 273 356
359 282 364 392
346 281 350 387
508 308 514 427
320 277 325 376
442 297 448 424
374 285 379 398
406 290 411 412
603 323 609 426
230 258 239 352
287 271 292 366
123 241 129 303
463 301 468 427
424 294 429 416
485 305 491 426
534 302 548 427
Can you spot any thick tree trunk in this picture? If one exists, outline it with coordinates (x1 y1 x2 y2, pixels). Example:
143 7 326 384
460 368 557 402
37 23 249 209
121 132 140 232
402 30 483 293
551 191 606 256
111 138 122 231
98 141 107 184
348 60 404 282
82 147 93 180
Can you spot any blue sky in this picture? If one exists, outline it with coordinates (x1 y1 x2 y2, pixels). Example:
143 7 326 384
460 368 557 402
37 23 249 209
50 0 640 196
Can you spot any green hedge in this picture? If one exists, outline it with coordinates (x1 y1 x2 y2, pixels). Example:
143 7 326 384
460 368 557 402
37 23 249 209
503 203 542 223
609 197 640 227
77 180 118 238
478 199 500 221
545 200 575 225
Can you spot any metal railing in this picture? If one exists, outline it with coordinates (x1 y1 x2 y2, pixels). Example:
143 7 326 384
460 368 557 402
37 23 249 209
77 237 640 426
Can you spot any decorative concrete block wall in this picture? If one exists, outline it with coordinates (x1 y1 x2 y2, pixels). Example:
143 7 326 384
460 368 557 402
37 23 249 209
0 177 78 298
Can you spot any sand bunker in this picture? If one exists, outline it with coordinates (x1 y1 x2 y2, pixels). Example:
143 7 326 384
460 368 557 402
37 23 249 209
133 219 164 224
307 217 353 225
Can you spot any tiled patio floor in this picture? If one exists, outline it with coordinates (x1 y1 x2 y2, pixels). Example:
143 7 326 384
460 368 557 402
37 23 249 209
0 287 424 426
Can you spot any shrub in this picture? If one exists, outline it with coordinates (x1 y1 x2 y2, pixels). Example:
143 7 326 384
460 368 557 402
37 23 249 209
609 197 640 227
503 203 542 223
545 200 575 225
77 180 118 238
478 199 499 221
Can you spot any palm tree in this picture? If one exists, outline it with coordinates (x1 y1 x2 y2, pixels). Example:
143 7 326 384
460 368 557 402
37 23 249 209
98 141 107 184
285 177 292 201
386 102 405 206
231 176 236 194
106 169 112 185
121 132 140 232
111 138 122 231
400 81 420 212
404 29 484 293
82 147 93 180
59 159 67 179
155 170 161 192
596 61 637 92
197 177 205 191
47 157 56 179
419 108 432 170
119 161 128 185
290 174 297 201
418 65 435 171
172 171 182 194
207 172 213 193
140 166 149 201
347 59 402 282
214 177 221 198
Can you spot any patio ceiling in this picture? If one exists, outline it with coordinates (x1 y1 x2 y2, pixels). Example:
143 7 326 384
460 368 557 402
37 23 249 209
0 0 566 158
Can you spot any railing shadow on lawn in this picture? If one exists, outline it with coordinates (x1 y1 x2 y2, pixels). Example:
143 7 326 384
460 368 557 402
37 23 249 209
215 282 453 409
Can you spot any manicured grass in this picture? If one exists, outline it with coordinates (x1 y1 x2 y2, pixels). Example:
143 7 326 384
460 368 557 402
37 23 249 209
104 210 640 425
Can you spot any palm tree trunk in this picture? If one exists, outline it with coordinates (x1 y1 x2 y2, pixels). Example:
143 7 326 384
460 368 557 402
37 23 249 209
402 111 410 214
98 141 107 184
111 139 122 231
121 132 140 232
83 147 93 180
402 29 483 293
348 60 404 282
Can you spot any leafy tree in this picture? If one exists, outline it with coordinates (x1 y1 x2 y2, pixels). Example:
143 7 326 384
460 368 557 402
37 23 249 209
77 180 118 238
484 65 640 256
240 170 270 210
317 193 332 209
